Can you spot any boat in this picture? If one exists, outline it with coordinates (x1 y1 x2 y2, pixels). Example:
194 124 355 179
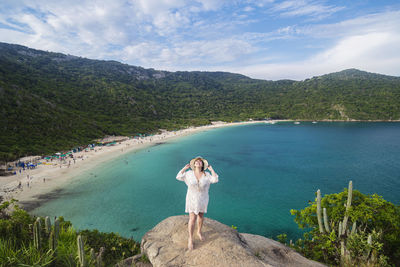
294 121 300 125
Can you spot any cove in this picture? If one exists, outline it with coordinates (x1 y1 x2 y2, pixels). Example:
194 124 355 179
31 122 400 242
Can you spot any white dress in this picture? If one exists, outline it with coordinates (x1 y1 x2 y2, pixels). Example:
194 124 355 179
176 170 219 215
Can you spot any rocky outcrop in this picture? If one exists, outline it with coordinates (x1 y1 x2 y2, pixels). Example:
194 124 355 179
140 215 326 267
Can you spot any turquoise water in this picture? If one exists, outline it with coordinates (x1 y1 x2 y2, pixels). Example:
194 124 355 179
31 122 400 241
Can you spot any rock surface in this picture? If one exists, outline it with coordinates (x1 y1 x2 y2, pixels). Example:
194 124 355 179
115 253 152 267
141 215 326 267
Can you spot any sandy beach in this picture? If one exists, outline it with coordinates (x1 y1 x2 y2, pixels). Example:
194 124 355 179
0 120 286 211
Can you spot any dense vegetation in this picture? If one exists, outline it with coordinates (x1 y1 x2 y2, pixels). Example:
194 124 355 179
278 182 400 266
1 42 400 161
0 199 145 266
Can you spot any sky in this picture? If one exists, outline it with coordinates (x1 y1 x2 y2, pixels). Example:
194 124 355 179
1 0 400 80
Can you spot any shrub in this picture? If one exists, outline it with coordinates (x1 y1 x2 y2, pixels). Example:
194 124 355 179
0 199 141 266
289 182 400 266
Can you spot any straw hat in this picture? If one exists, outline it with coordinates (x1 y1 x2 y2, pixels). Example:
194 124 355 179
190 156 209 170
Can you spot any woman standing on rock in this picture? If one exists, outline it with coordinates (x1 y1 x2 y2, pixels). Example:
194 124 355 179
176 156 219 250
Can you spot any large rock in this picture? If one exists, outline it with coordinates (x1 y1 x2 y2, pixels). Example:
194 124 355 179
141 215 326 267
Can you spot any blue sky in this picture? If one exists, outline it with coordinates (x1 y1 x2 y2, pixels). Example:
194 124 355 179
1 0 400 80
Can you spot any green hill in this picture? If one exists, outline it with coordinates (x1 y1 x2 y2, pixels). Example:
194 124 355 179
1 42 400 161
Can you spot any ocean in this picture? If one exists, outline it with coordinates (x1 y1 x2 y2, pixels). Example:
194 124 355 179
31 122 400 242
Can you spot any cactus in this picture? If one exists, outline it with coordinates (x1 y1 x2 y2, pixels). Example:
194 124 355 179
323 207 330 233
96 247 105 267
340 240 345 258
33 221 37 248
54 217 60 240
312 181 381 265
49 230 57 251
342 181 353 235
316 189 324 233
367 234 373 261
351 221 357 235
45 216 51 235
33 217 41 250
90 248 95 260
77 235 87 267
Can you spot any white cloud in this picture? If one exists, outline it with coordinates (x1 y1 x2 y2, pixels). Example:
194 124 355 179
229 30 400 80
294 10 400 39
0 1 141 58
216 9 400 80
118 38 255 70
270 0 344 19
196 0 225 11
243 6 254 12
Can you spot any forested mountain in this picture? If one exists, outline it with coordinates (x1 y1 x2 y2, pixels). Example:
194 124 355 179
1 42 400 161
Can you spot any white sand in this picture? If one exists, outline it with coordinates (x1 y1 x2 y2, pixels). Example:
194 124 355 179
0 120 287 206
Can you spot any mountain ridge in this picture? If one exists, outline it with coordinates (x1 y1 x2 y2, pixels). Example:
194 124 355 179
2 42 399 82
1 42 400 161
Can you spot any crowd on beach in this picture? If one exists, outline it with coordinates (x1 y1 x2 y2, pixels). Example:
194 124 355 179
0 129 190 202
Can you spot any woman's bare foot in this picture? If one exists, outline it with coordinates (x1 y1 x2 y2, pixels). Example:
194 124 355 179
188 238 194 250
197 232 204 241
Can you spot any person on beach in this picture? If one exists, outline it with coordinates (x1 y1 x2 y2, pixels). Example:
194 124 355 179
176 156 219 250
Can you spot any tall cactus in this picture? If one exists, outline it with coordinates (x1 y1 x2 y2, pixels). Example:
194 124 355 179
90 248 95 261
311 181 377 265
77 235 87 267
54 217 60 240
367 234 373 261
323 207 330 233
33 217 41 250
338 221 342 238
342 181 353 235
351 221 357 235
316 189 324 233
49 229 57 251
96 247 105 267
45 216 51 235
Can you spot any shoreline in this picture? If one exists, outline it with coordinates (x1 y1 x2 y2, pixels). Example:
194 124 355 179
0 120 288 211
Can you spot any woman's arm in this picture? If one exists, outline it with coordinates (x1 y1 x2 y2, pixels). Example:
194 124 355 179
207 165 219 184
176 164 190 181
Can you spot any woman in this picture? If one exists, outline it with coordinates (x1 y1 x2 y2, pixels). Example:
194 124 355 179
176 156 219 250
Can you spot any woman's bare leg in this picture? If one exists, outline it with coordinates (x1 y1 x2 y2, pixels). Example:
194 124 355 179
197 212 204 241
188 213 196 250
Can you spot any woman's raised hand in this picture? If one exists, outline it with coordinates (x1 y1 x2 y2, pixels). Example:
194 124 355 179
180 164 190 174
208 165 213 171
